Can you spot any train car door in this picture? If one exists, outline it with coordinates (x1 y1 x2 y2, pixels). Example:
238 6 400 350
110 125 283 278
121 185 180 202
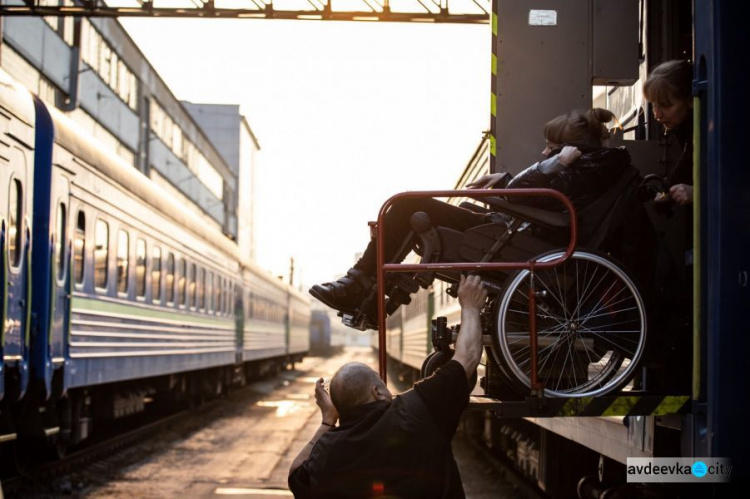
50 172 71 399
1 140 32 402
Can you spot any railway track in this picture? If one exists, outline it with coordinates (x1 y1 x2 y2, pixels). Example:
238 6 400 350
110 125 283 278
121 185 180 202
1 407 194 496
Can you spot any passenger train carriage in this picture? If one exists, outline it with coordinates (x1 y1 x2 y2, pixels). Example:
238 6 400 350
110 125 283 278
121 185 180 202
0 68 309 453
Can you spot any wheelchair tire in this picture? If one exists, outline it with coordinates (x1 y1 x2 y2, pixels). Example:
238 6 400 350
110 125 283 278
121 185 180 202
492 250 647 397
421 350 478 389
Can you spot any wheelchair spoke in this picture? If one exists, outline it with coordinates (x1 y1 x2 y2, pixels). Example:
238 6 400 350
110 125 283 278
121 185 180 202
551 266 569 322
515 331 567 362
583 330 639 354
579 322 642 334
581 336 596 375
535 273 573 319
506 331 560 350
575 277 626 325
554 338 575 391
509 287 569 330
579 302 640 326
578 284 632 321
569 261 605 321
536 335 566 381
581 327 641 341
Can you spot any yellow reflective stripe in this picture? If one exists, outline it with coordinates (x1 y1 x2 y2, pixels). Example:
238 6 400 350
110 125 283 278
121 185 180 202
492 54 497 76
492 13 498 36
491 93 497 117
560 396 593 416
602 396 641 416
652 396 690 416
692 97 701 400
489 135 497 157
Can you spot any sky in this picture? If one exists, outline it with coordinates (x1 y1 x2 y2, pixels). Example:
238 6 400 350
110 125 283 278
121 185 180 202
120 18 489 290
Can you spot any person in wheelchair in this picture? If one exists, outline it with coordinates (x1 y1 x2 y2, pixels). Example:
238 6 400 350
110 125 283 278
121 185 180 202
310 108 631 328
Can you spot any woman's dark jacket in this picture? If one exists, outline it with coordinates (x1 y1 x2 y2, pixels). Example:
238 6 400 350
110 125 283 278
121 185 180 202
507 146 632 210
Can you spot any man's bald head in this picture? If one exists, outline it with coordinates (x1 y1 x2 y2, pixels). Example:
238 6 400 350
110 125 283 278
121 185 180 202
329 362 390 413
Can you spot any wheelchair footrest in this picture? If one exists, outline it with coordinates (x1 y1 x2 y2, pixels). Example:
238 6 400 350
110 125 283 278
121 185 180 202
386 274 420 306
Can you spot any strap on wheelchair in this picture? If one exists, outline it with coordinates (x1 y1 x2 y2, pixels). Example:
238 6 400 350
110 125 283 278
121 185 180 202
409 212 442 288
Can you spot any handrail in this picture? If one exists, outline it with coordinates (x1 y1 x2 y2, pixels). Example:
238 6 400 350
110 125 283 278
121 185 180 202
375 188 578 391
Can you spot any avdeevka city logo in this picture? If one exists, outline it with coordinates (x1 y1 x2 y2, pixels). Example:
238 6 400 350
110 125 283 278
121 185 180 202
626 457 731 482
692 461 708 478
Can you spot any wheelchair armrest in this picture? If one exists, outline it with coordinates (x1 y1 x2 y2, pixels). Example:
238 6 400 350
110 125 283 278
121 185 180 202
459 201 493 214
477 196 570 231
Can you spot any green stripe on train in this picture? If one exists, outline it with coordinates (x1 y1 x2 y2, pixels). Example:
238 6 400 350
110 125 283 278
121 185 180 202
72 296 233 327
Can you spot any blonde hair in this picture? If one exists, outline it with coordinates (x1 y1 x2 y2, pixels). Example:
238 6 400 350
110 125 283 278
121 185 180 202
544 108 615 147
643 60 693 107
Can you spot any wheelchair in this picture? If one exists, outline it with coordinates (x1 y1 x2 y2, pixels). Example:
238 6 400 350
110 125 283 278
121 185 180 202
378 165 652 398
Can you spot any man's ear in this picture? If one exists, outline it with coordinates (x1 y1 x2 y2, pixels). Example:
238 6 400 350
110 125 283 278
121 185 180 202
371 384 386 402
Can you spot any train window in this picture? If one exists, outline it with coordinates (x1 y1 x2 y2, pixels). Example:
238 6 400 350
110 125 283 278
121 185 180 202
221 280 226 315
166 252 175 304
117 229 129 295
224 279 230 315
188 263 196 309
197 268 205 311
215 276 222 315
152 246 162 302
135 238 146 299
55 203 67 281
8 178 22 268
74 211 85 285
94 219 109 290
178 258 186 307
206 272 213 313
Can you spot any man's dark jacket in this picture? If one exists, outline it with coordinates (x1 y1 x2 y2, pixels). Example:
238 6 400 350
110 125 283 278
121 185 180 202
288 361 470 498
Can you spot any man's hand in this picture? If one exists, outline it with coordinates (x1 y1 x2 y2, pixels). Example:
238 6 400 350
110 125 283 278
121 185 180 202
315 378 339 425
458 274 488 312
289 378 339 476
466 173 506 189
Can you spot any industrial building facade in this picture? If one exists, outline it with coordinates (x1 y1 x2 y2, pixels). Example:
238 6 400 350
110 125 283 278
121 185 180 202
0 11 258 256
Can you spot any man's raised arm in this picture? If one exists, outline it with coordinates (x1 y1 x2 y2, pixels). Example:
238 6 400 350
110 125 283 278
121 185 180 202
451 275 488 380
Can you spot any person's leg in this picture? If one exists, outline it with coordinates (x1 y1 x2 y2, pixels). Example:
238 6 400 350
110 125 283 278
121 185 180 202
354 198 485 274
310 198 484 314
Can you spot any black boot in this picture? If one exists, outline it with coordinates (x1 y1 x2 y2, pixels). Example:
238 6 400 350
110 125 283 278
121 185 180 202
309 268 375 314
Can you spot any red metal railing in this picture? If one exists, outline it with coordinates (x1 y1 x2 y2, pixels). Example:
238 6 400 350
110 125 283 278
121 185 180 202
375 188 577 392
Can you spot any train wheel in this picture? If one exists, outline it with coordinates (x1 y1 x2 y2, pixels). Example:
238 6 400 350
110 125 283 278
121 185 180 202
493 250 647 397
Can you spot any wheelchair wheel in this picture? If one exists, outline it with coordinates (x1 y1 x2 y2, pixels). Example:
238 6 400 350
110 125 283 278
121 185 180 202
492 250 647 397
421 350 478 389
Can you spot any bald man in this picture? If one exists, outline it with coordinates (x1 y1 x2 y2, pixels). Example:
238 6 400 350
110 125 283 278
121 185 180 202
289 275 487 498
